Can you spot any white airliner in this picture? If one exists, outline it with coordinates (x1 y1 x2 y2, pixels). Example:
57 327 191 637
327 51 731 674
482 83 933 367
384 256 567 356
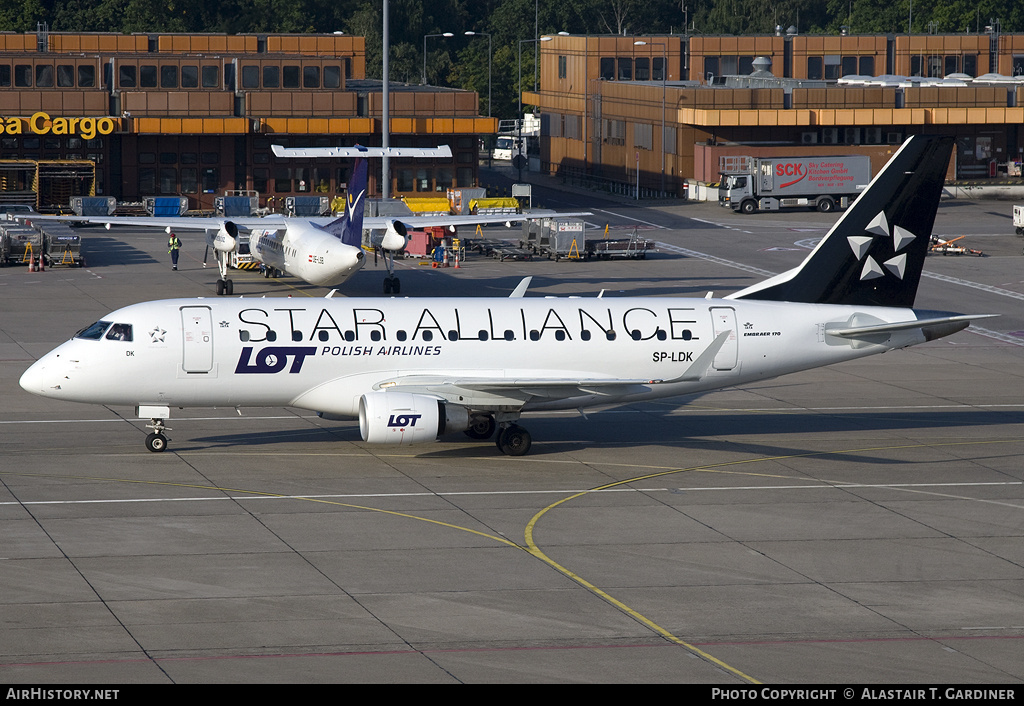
30 145 587 296
20 136 993 456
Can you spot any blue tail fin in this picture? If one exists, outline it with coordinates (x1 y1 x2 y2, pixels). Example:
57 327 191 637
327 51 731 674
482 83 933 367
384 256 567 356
321 158 367 248
729 135 953 308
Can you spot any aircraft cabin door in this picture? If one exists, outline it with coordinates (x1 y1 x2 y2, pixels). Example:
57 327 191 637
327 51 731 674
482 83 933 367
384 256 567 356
710 307 738 371
181 306 214 373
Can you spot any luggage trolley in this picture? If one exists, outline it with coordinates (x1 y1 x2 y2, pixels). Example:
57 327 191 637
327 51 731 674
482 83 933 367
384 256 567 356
42 224 85 267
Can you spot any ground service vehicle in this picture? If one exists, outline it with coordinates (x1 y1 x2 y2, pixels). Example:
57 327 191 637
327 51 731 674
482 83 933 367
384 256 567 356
720 154 871 214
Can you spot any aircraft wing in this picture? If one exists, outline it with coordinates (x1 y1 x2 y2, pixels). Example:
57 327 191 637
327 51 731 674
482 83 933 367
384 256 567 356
24 211 591 231
22 214 288 231
371 332 733 408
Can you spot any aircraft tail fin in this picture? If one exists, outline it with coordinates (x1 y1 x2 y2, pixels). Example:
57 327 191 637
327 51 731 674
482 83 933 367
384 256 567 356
321 158 368 248
728 135 953 308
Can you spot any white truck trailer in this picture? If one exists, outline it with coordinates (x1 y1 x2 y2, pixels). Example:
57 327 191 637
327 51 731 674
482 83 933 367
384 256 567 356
719 154 871 214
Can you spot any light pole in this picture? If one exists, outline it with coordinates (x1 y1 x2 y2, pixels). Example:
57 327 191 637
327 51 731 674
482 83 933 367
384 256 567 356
517 36 552 181
634 40 667 195
422 32 454 85
464 31 492 117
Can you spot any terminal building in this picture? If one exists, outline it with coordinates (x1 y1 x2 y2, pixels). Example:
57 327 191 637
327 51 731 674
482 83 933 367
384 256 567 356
0 30 495 211
528 31 1024 197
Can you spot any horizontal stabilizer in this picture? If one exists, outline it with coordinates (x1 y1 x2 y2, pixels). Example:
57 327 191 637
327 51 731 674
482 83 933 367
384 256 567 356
825 314 996 339
272 145 453 159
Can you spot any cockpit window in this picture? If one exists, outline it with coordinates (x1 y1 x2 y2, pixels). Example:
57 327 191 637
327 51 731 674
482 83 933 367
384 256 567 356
74 320 111 340
105 323 133 342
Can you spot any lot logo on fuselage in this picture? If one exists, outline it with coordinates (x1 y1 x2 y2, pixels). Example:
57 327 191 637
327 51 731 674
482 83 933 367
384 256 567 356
235 346 316 373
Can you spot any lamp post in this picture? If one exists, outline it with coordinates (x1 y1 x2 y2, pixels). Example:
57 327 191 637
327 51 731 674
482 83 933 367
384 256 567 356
422 32 454 85
464 31 492 117
517 36 552 182
634 40 667 195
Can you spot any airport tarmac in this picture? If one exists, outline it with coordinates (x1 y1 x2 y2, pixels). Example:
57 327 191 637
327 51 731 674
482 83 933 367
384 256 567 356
1 193 1023 684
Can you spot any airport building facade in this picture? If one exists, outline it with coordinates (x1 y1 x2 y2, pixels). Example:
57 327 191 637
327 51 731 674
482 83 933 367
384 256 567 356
0 30 495 211
528 32 1024 197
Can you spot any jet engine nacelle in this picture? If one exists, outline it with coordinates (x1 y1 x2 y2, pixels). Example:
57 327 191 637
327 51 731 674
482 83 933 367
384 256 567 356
379 219 408 251
358 391 469 445
205 221 239 252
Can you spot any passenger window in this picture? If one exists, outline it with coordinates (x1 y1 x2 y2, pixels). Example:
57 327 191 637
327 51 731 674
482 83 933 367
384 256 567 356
75 321 112 340
105 324 133 342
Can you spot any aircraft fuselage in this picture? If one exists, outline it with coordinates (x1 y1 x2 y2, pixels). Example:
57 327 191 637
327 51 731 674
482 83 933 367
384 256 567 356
20 296 923 417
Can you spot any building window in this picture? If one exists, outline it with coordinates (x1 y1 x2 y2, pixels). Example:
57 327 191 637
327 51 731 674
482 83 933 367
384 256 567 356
396 169 413 191
57 65 75 87
565 114 581 140
807 56 823 80
241 65 260 89
252 168 267 193
160 65 178 88
634 123 653 150
181 168 198 194
283 65 300 88
303 66 320 88
0 65 9 87
181 65 199 88
704 56 720 79
824 55 841 79
159 168 177 194
635 58 650 81
617 57 632 80
263 65 279 88
859 56 875 75
653 57 665 81
35 65 54 87
456 167 474 186
78 65 95 87
202 65 219 88
15 64 31 87
202 168 218 193
119 65 136 88
600 57 614 80
324 65 342 89
140 65 157 87
416 169 430 191
139 168 156 194
558 55 567 79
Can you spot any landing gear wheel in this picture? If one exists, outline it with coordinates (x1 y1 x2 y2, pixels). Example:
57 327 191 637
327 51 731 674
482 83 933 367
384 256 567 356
497 425 532 456
464 415 496 440
383 276 401 295
225 279 233 295
145 432 168 453
216 279 225 295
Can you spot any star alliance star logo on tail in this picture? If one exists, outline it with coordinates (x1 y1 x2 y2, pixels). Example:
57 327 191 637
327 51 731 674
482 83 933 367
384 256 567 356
847 211 916 282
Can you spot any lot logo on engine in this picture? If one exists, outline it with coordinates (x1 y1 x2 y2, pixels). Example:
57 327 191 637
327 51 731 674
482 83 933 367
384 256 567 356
388 414 422 427
235 346 317 373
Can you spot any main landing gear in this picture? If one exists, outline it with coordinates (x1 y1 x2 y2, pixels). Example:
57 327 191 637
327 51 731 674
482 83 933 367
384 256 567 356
379 247 401 294
463 414 532 456
144 417 171 453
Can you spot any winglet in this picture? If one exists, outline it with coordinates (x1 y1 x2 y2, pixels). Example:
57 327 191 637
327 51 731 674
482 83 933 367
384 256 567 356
509 276 532 298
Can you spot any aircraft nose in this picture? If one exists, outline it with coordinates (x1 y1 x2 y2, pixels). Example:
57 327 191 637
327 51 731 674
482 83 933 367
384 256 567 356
19 359 47 396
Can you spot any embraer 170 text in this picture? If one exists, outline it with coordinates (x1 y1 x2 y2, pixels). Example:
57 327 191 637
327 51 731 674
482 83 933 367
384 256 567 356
20 136 993 455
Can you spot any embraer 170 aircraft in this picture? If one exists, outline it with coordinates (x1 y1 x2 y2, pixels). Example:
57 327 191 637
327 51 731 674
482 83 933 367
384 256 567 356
20 136 992 456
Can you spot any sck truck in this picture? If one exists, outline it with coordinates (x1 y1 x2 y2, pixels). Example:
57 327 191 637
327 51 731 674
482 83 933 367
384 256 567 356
719 154 871 214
